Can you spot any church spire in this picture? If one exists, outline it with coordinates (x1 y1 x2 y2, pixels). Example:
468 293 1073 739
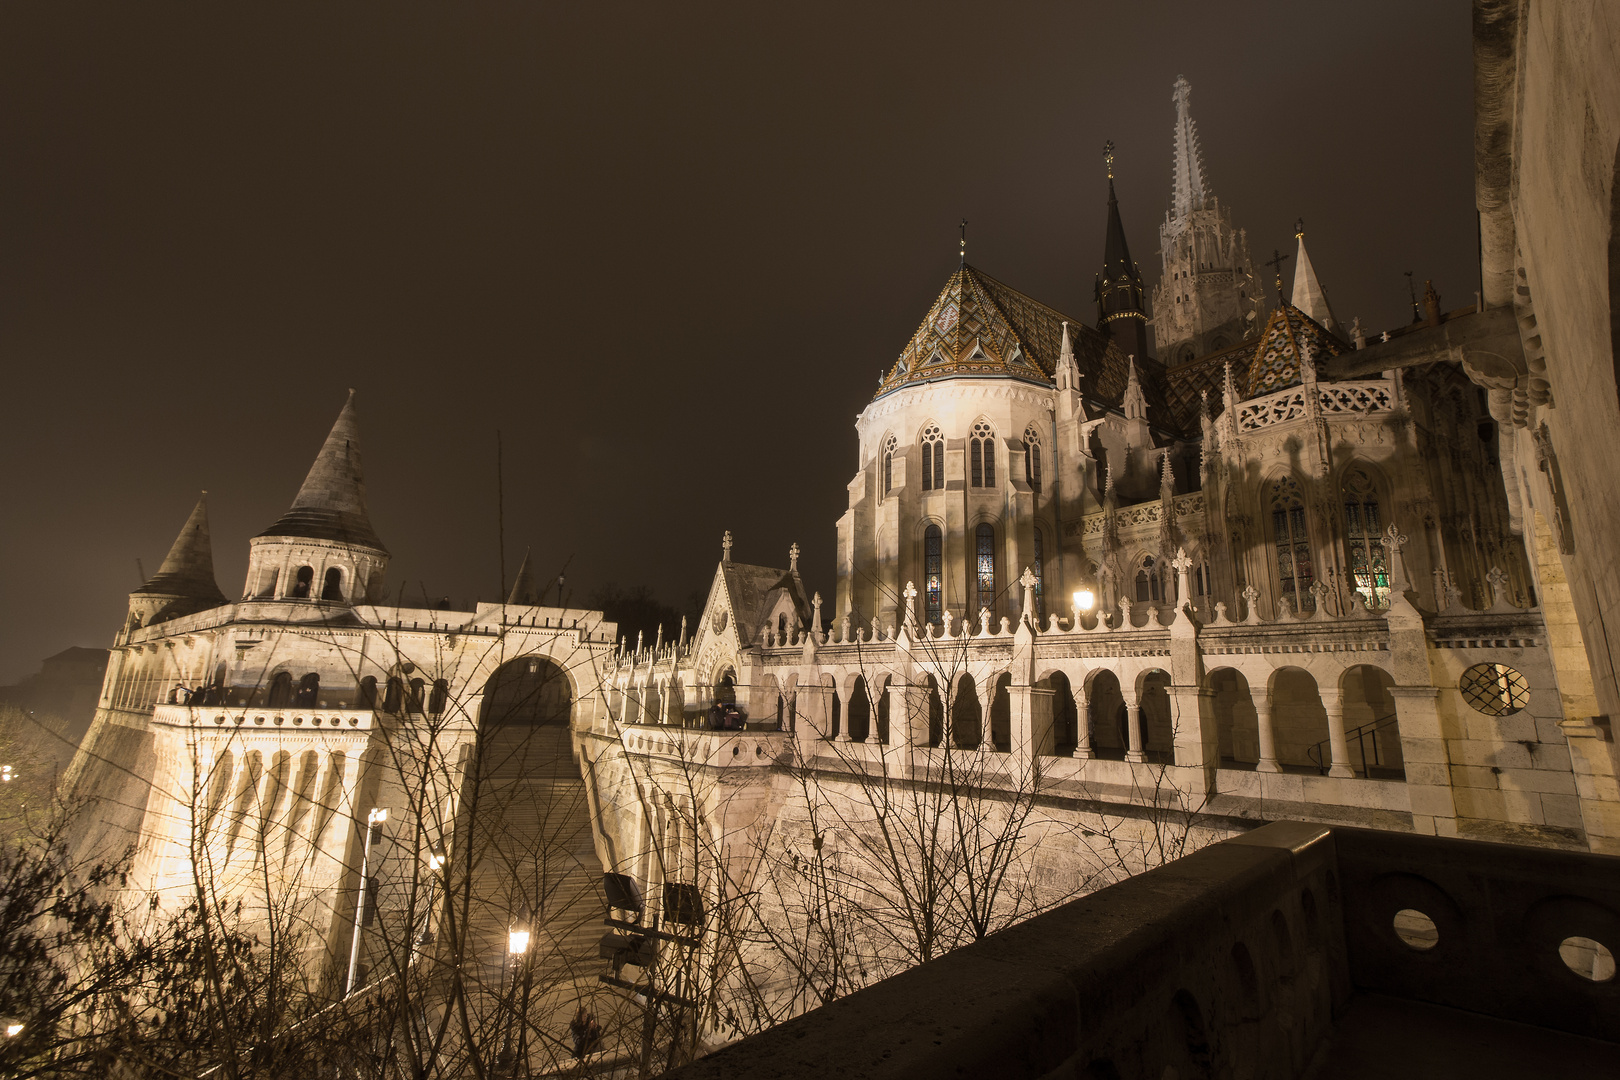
258 389 386 552
1168 75 1209 231
1096 140 1150 361
506 547 540 606
1290 219 1339 334
135 493 227 603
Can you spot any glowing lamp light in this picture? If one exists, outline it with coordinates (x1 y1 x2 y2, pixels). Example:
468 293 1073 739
5 1023 22 1037
367 807 388 826
508 929 531 955
1074 590 1095 612
428 852 446 873
1 765 12 782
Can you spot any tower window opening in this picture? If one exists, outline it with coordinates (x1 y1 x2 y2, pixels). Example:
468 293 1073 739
1271 476 1316 613
296 673 320 706
267 671 294 707
384 677 403 713
924 524 943 626
882 434 897 497
975 523 996 618
970 421 995 488
291 565 314 599
407 678 425 714
321 567 343 601
428 679 448 714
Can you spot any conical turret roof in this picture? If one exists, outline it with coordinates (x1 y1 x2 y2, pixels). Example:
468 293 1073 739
507 548 540 606
135 493 227 603
1290 231 1338 335
258 390 387 551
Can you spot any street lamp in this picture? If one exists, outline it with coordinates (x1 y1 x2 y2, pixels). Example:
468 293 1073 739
1072 589 1095 630
1 765 12 783
498 915 534 1075
507 928 531 956
415 850 447 951
344 807 388 996
5 1023 22 1037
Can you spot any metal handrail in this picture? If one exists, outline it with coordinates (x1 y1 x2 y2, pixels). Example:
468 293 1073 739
1306 711 1400 776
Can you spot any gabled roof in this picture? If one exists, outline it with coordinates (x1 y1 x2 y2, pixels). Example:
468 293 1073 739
1244 304 1349 398
135 493 227 603
259 390 387 552
875 264 1166 419
714 561 810 647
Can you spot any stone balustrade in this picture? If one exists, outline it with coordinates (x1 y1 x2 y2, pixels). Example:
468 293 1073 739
151 702 376 732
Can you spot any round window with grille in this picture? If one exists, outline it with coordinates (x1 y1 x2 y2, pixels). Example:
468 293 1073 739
1459 663 1529 716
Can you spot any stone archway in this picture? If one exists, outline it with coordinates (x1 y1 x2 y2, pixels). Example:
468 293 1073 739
455 654 607 1047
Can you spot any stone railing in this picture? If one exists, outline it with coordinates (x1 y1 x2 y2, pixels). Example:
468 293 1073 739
614 725 791 769
1236 378 1395 432
151 703 375 732
663 821 1620 1078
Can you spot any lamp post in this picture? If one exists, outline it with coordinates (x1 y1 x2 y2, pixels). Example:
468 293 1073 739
413 850 447 956
344 807 388 996
1072 589 1095 629
497 915 533 1076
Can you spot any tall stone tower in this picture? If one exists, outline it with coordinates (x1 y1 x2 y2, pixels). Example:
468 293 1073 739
1095 142 1151 362
1149 76 1263 365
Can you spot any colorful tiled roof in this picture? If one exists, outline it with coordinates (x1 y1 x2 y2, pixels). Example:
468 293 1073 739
1163 335 1258 425
1243 303 1348 398
875 265 1167 420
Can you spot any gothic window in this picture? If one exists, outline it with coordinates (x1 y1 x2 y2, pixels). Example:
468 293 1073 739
924 524 943 626
1194 562 1210 597
321 567 343 601
1134 555 1164 603
1023 426 1043 492
975 523 996 617
920 424 945 491
1271 476 1315 612
1343 469 1389 608
291 565 314 599
970 420 995 488
1032 528 1046 621
882 434 897 497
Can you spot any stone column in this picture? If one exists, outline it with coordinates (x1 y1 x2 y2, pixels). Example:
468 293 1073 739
1323 686 1355 779
1125 694 1146 763
1074 690 1093 759
1386 685 1459 837
1255 695 1281 773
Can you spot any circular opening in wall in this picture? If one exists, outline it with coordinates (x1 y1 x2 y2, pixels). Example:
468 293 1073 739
1559 937 1616 982
1459 663 1530 716
253 716 265 726
1393 908 1439 951
214 715 226 726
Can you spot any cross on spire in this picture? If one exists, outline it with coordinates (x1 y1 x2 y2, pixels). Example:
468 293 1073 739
1104 139 1115 180
1264 248 1292 298
959 219 967 266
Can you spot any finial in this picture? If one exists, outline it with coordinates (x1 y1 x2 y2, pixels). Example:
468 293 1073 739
788 542 800 573
722 530 733 562
1104 139 1115 180
902 581 918 626
1294 217 1305 239
1405 270 1419 323
959 219 967 266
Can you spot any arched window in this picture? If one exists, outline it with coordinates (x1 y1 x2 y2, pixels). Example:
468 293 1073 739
975 523 996 617
970 420 995 487
428 679 449 714
882 434 897 497
1271 476 1316 612
321 567 343 601
1343 469 1389 609
1032 528 1046 621
268 671 294 707
1135 555 1164 603
408 678 425 713
924 524 943 625
359 676 378 709
291 565 314 599
295 673 320 706
1194 562 1210 597
383 677 403 713
920 424 945 491
1023 426 1043 493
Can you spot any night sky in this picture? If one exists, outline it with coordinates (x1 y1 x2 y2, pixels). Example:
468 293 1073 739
0 3 1475 682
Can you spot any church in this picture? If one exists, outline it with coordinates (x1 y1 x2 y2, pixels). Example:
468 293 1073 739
63 71 1620 1058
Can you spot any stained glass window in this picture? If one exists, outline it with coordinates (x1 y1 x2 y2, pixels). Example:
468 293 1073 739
1024 426 1042 493
1343 469 1389 609
1134 555 1163 603
976 523 996 617
882 434 897 497
924 525 943 625
971 420 995 487
921 424 944 490
1032 528 1045 621
1271 477 1315 612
